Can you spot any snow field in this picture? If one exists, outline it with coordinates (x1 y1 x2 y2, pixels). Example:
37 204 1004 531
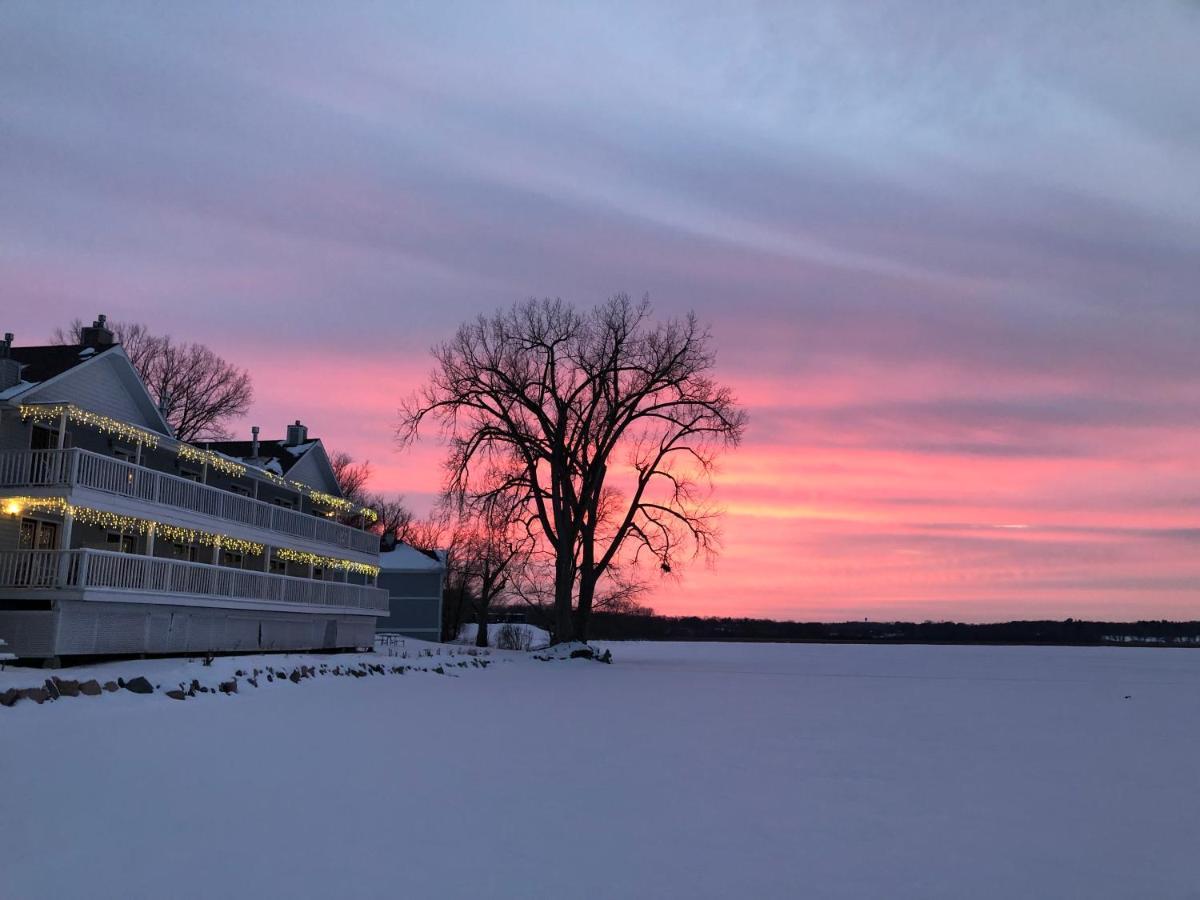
3 641 1198 899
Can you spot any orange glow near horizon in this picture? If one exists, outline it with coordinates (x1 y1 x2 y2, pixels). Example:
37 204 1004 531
232 348 1200 624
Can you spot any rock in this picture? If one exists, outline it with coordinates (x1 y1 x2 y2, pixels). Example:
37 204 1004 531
266 675 273 682
123 676 154 694
44 679 60 700
246 677 258 688
22 687 51 704
53 678 81 697
79 680 102 696
190 679 201 692
117 677 126 688
0 688 20 707
165 690 186 701
102 681 119 693
288 670 302 684
235 670 245 678
569 648 594 659
218 680 237 695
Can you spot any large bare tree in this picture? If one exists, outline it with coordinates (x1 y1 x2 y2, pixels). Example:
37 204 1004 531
54 318 252 442
399 295 746 643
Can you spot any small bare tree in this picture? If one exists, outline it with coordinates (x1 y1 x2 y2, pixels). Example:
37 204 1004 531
54 318 252 441
459 488 535 648
369 494 415 542
330 451 373 503
399 295 746 643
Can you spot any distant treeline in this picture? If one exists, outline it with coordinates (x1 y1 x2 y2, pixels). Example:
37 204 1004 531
573 613 1200 646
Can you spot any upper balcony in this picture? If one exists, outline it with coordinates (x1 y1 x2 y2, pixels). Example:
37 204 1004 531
0 448 379 556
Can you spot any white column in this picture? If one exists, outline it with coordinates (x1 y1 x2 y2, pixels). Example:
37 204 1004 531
145 524 155 558
56 409 67 450
262 545 272 572
56 510 74 586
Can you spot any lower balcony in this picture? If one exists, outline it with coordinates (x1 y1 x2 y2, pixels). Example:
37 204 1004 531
0 549 389 615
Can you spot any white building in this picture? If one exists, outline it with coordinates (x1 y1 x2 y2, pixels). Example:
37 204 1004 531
0 317 388 663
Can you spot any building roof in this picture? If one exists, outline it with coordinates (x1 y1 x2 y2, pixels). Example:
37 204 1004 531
205 438 320 476
8 343 122 387
378 542 445 572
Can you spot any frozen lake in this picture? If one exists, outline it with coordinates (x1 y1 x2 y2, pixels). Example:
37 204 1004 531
3 641 1198 898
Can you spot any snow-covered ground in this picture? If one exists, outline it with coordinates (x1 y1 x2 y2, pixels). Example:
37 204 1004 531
3 641 1199 899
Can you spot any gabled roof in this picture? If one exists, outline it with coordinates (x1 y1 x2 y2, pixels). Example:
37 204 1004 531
7 343 122 387
205 438 319 477
2 342 173 436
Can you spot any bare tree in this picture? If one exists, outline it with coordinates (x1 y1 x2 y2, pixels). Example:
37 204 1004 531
459 489 535 648
54 318 252 442
330 451 373 503
368 493 415 542
399 295 746 643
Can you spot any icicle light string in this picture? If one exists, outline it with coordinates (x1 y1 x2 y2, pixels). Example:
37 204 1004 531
3 496 379 573
20 404 161 450
2 496 265 555
18 403 378 523
274 547 380 577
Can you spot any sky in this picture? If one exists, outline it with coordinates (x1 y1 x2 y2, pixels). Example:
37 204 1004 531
3 2 1199 621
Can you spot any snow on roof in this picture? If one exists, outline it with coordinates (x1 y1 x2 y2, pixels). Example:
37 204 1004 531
378 542 444 572
284 441 317 458
0 380 35 401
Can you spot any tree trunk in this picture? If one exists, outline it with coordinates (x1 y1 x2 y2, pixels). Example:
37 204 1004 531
552 548 576 644
576 568 597 644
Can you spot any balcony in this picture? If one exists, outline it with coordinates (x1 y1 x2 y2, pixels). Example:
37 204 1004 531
0 448 378 555
0 549 389 615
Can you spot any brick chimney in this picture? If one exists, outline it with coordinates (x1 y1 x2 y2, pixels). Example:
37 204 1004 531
0 332 20 391
80 314 114 349
284 420 308 446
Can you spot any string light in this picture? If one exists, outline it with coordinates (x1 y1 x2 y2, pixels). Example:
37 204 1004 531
20 403 161 449
3 497 377 572
262 471 378 522
2 497 264 556
19 403 378 523
275 547 380 577
177 444 247 478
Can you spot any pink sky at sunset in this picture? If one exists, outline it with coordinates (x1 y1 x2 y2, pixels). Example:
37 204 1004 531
3 3 1198 621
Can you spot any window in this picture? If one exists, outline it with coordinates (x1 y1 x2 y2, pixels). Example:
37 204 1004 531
30 424 60 451
112 444 136 463
106 533 136 554
179 468 203 483
269 557 286 574
173 543 200 562
271 497 296 510
313 567 324 580
20 518 58 551
229 484 250 497
222 551 244 568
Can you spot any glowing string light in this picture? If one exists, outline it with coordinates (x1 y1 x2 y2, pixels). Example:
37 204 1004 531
19 404 377 523
20 403 161 449
176 445 247 478
2 496 378 572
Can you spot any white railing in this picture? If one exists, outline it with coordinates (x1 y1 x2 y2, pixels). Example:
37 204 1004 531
0 549 389 613
0 449 378 554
